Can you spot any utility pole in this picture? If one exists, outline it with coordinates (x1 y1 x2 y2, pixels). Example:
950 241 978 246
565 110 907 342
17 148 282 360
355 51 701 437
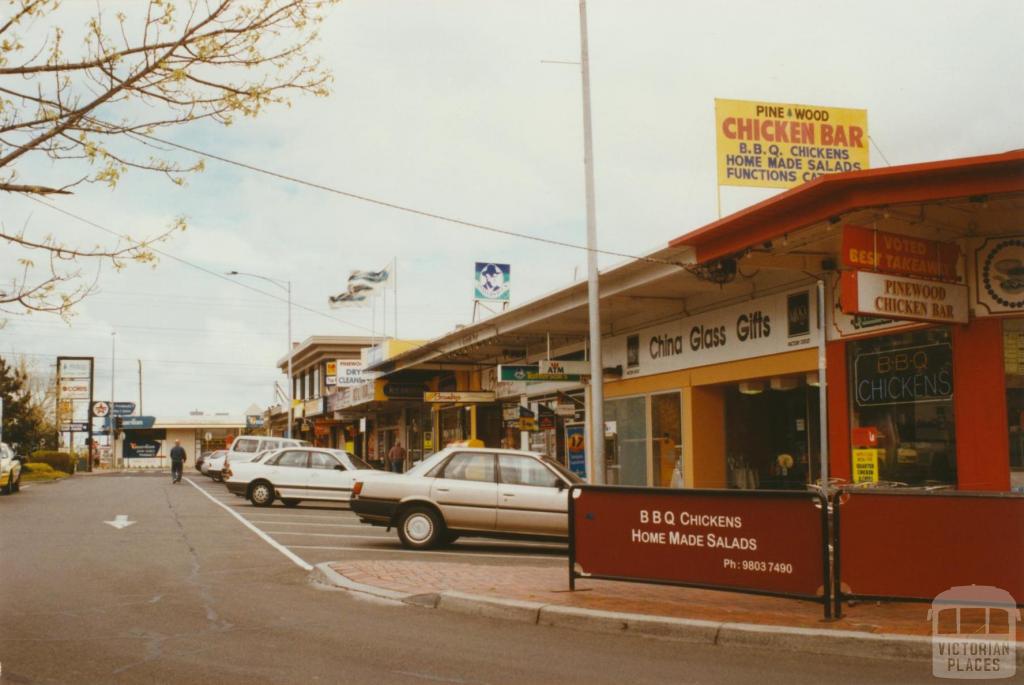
579 0 605 484
111 332 117 468
138 359 143 415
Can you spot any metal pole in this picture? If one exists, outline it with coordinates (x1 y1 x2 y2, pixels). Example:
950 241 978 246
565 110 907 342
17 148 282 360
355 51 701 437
579 0 604 484
816 280 830 488
287 280 293 440
111 332 117 468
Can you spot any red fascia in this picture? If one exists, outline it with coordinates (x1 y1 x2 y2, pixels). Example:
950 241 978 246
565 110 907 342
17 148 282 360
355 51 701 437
670 150 1024 263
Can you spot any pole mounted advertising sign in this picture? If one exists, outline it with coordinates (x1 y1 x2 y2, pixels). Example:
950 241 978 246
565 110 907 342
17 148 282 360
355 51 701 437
715 98 868 190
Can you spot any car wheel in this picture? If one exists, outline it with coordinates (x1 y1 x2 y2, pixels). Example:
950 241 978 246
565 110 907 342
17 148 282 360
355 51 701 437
282 499 300 508
249 481 275 507
2 476 11 495
397 506 444 550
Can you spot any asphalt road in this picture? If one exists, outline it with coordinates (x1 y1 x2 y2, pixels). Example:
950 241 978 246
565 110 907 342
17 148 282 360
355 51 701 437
186 472 568 568
0 472 941 684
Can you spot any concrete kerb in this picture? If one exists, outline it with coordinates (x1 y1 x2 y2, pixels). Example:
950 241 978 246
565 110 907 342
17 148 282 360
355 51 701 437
310 563 1024 664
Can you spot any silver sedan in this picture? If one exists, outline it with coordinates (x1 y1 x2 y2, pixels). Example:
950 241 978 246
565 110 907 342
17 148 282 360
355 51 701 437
350 447 582 549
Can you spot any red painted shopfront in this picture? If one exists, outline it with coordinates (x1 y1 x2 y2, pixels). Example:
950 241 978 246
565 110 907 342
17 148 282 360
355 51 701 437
672 150 1024 492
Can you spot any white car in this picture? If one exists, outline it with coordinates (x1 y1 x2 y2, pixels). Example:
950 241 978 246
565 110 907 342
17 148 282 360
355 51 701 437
1 442 23 495
223 447 386 507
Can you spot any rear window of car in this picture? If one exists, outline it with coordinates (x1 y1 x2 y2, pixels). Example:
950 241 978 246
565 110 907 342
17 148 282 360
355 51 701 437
233 438 259 453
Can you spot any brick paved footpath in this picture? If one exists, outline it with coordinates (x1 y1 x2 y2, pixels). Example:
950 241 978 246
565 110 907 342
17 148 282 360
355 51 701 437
330 560 1024 640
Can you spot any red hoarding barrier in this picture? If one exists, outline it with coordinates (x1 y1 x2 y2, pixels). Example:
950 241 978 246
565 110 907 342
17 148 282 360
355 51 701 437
569 486 831 618
834 489 1024 615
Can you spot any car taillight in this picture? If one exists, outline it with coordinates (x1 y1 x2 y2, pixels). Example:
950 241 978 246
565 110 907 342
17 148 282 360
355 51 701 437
352 481 363 497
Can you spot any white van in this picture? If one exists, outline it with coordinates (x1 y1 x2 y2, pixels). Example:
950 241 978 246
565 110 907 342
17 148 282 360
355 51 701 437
229 436 308 455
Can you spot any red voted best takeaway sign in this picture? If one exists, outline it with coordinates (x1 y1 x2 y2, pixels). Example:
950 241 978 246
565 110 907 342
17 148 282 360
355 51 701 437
841 225 961 282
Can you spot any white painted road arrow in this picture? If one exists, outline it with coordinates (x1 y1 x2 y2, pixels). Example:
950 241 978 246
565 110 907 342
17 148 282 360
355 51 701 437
104 515 136 530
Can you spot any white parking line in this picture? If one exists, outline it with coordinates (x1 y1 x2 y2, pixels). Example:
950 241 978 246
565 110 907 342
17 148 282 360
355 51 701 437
245 520 371 528
264 531 385 539
185 477 313 572
286 545 566 561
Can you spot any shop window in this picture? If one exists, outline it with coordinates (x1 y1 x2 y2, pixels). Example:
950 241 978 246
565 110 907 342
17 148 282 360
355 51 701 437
725 378 818 489
1003 320 1024 491
604 397 647 486
651 392 683 487
848 327 956 487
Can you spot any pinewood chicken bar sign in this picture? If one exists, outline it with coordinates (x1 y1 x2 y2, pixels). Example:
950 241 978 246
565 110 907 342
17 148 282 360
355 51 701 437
839 225 968 325
840 271 968 324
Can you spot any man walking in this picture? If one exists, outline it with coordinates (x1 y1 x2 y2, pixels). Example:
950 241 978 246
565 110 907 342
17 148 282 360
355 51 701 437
387 440 406 473
170 439 187 483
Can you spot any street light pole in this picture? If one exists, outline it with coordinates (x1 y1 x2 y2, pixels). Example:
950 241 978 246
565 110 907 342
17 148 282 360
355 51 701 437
287 279 293 439
579 0 605 484
227 271 293 439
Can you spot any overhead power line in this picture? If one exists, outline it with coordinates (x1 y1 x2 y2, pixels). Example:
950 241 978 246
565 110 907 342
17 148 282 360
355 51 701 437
24 195 376 335
132 131 679 267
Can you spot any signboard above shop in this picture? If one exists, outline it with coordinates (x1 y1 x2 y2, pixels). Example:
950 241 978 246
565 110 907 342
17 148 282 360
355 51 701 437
840 271 968 325
841 225 961 282
715 99 868 189
604 288 818 380
423 391 496 403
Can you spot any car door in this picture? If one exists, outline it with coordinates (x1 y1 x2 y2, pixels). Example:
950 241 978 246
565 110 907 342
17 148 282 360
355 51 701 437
305 451 352 502
430 452 498 532
496 454 569 536
270 450 311 499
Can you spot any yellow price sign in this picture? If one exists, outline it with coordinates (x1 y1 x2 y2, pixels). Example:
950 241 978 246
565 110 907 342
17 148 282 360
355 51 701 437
852 448 880 484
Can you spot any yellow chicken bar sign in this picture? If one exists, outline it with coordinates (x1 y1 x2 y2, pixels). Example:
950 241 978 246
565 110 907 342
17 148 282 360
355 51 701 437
715 99 869 189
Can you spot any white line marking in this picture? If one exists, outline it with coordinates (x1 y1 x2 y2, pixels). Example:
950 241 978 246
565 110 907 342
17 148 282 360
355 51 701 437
287 545 566 561
245 521 373 528
264 531 386 539
185 477 312 571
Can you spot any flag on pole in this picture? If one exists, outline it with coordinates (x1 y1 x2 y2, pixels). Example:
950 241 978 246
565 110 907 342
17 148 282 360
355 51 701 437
328 266 391 308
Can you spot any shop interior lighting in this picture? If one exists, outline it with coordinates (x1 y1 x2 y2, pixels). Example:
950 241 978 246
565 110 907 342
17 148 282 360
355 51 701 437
738 380 765 395
770 376 799 391
806 371 821 387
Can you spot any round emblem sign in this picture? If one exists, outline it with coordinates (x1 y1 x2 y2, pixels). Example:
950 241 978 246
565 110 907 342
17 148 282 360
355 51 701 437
92 401 110 418
981 238 1024 310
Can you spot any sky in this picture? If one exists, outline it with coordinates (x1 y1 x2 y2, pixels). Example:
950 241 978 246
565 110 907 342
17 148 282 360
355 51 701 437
2 0 1023 418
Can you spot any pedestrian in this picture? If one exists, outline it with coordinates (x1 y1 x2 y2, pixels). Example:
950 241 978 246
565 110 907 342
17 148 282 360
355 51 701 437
387 440 406 473
170 439 187 483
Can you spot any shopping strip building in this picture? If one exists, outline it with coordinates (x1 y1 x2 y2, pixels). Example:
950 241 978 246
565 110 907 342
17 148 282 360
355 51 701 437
339 150 1024 493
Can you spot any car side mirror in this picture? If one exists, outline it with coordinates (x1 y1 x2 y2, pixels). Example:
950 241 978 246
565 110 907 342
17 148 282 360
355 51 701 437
556 479 567 491
334 464 346 471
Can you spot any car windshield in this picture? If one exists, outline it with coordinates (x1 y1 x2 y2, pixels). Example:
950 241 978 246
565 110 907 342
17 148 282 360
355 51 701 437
327 450 373 470
542 457 584 484
405 450 450 477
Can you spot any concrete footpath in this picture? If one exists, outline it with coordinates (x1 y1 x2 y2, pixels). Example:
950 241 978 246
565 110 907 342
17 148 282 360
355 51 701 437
311 559 1024 664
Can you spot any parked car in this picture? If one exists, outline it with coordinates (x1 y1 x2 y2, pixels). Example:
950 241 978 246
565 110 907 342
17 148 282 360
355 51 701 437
200 449 229 480
349 447 581 549
223 447 385 507
196 451 213 473
205 448 275 481
227 435 308 456
1 442 23 495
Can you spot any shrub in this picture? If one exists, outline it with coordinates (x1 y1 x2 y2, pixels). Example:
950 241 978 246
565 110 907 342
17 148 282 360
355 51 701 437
22 462 69 481
29 450 76 474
